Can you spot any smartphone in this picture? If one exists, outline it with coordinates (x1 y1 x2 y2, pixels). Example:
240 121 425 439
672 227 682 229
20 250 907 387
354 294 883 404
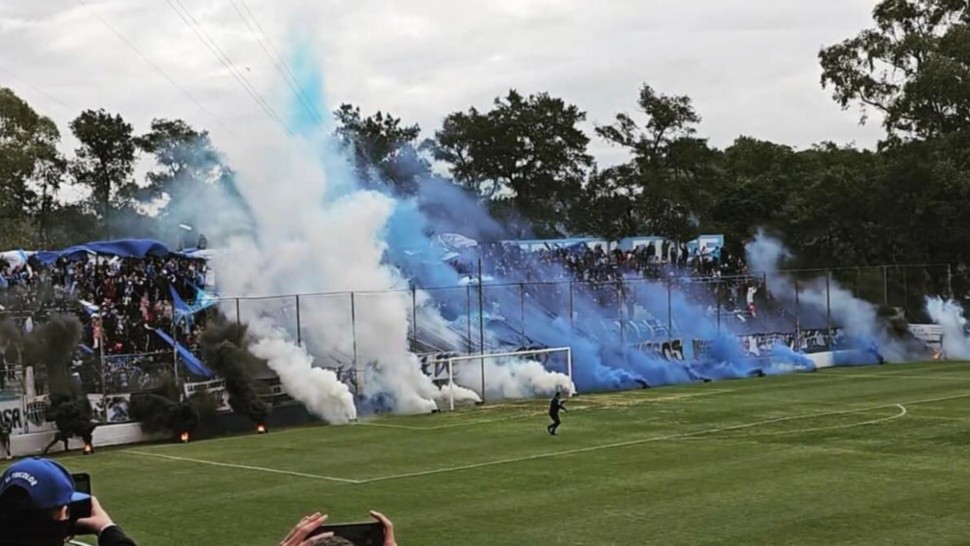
69 473 92 519
309 521 384 545
72 473 91 495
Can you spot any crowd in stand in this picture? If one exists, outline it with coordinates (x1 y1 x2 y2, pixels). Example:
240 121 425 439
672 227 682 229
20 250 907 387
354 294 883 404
0 254 207 355
481 241 747 283
476 241 766 320
0 252 210 397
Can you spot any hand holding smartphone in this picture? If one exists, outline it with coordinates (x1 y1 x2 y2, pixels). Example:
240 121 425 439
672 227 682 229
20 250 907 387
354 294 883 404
309 520 385 545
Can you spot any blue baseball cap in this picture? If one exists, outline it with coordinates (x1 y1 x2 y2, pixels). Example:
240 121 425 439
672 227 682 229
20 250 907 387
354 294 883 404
0 458 90 510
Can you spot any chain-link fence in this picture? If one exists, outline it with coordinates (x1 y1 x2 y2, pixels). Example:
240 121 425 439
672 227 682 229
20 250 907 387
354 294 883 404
0 263 956 408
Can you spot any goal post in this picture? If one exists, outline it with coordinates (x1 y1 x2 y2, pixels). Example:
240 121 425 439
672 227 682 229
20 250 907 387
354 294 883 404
443 347 573 411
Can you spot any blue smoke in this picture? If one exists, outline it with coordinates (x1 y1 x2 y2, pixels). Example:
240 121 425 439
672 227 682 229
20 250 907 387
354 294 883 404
270 44 827 399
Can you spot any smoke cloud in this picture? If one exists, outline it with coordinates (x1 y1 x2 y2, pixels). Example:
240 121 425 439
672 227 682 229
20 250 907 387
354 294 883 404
198 316 271 424
129 393 200 436
249 334 356 424
746 232 913 363
925 297 970 359
21 315 95 438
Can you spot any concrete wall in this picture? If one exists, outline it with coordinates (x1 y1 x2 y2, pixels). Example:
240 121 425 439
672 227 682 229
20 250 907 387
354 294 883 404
10 423 167 457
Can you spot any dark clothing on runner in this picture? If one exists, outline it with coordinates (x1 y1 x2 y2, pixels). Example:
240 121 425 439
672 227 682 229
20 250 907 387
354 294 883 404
547 395 566 435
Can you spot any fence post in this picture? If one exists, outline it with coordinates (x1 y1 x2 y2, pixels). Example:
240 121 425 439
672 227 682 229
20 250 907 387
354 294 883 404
295 295 302 347
477 257 486 404
235 298 240 329
618 281 626 365
411 286 418 349
948 264 954 300
350 292 358 375
903 268 909 315
171 315 180 401
716 278 721 334
794 277 801 340
882 265 889 306
98 337 107 421
825 271 832 349
465 285 472 353
568 282 574 328
519 283 526 339
667 279 674 341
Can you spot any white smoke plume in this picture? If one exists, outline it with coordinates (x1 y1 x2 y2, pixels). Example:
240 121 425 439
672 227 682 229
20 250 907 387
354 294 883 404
250 335 357 424
454 357 575 400
163 52 579 418
925 297 970 359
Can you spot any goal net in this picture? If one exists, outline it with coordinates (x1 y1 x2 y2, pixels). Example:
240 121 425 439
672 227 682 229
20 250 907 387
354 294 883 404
424 347 574 411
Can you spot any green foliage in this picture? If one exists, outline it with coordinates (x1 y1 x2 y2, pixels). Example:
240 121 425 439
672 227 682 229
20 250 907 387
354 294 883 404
592 85 711 242
2 0 970 277
333 104 426 195
0 87 65 245
430 90 593 236
69 108 137 237
820 0 970 140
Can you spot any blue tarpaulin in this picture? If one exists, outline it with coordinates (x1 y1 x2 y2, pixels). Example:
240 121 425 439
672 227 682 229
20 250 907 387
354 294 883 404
34 239 204 265
153 328 214 378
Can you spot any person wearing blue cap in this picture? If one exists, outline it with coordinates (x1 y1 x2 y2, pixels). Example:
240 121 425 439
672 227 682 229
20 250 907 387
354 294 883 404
0 457 136 546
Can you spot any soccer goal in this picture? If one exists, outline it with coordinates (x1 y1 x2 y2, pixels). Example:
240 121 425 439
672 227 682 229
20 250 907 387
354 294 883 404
435 347 573 411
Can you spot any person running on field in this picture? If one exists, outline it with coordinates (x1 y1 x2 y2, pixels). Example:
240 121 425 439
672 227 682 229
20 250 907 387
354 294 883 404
547 391 567 436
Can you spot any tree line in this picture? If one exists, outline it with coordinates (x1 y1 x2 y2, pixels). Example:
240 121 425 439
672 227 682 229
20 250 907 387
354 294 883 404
1 0 968 273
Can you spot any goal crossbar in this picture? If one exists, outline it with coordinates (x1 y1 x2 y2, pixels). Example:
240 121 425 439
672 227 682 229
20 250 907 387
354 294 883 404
443 347 573 411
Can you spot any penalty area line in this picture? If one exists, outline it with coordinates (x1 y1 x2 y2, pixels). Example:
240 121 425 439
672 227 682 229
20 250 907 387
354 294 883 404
123 450 362 484
357 395 970 485
686 404 908 440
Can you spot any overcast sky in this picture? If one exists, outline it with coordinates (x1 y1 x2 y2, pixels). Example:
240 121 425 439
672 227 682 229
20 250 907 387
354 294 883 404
1 0 884 171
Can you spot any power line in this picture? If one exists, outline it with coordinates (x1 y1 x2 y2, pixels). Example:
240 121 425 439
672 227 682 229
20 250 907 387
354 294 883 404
231 0 325 125
73 0 230 133
163 0 293 136
0 66 74 112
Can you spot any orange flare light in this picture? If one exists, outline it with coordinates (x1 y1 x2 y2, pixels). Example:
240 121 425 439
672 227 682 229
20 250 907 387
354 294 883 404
179 431 190 443
256 424 267 434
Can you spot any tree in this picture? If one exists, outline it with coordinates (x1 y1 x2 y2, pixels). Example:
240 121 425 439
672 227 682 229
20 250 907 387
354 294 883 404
595 84 714 242
430 90 593 236
69 109 137 237
0 87 65 246
333 104 426 195
820 0 970 141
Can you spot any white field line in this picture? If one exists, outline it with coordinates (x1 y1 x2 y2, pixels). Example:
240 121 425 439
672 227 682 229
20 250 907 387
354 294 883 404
122 450 363 484
816 373 970 381
357 390 734 431
691 404 908 439
121 393 970 487
356 392 970 484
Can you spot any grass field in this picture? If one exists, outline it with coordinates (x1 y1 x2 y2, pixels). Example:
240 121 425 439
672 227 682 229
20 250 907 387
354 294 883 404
16 361 970 545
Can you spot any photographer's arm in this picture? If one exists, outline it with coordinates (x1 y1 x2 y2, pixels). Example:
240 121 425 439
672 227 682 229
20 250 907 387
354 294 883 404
74 497 137 546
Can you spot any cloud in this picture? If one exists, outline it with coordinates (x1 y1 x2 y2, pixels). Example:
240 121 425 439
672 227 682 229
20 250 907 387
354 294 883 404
1 0 883 178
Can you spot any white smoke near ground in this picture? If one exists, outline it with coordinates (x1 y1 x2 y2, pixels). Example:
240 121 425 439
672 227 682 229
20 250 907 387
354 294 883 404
202 132 452 416
250 335 357 424
454 357 575 400
436 382 483 405
746 231 909 361
925 297 970 359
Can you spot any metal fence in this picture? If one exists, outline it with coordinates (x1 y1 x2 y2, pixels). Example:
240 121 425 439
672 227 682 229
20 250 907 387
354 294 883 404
0 263 956 403
211 263 954 367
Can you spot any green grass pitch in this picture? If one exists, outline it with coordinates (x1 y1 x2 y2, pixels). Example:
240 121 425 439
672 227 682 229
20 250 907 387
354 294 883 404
18 361 970 545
